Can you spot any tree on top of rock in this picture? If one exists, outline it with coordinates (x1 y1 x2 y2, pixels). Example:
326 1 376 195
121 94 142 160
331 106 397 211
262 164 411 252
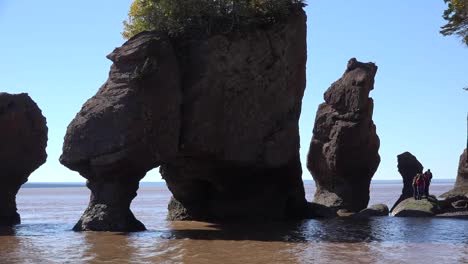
440 0 468 46
122 0 305 39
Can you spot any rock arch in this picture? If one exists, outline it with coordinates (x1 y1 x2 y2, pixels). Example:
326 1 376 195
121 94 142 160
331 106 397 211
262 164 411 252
60 9 309 231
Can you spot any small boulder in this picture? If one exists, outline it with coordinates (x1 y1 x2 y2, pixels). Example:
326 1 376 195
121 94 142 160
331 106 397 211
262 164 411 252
392 197 440 217
306 202 338 218
354 204 389 218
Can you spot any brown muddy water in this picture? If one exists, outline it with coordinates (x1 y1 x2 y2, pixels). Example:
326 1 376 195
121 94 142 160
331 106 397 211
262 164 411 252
0 182 467 264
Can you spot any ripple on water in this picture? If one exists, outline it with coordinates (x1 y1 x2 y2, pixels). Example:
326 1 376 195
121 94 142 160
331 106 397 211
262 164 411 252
0 218 467 264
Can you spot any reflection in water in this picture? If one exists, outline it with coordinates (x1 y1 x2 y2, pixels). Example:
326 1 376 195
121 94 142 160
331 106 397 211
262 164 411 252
163 221 308 242
0 184 466 263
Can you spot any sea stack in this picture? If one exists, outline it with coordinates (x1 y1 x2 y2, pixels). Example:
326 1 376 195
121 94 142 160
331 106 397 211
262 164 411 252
60 33 181 232
390 152 424 212
441 149 468 198
61 7 308 231
0 93 47 226
307 58 380 213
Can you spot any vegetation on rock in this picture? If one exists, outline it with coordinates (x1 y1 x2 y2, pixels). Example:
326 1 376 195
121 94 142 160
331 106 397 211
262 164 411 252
440 0 468 45
122 0 305 39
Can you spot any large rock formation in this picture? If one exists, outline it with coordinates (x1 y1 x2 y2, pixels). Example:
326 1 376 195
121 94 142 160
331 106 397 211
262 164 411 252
440 149 468 198
390 152 423 212
60 8 308 231
0 93 47 225
392 197 440 217
60 32 181 231
306 58 380 212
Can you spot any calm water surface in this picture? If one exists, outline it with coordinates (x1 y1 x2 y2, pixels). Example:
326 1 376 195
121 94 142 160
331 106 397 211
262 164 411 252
0 182 466 264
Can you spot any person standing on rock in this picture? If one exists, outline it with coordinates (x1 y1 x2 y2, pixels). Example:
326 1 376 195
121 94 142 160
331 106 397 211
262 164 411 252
423 169 433 197
413 173 425 200
416 174 426 200
412 174 419 199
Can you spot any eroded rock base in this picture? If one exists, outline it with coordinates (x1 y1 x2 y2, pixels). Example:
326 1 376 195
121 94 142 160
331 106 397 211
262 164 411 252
163 157 308 221
0 185 21 226
73 181 146 232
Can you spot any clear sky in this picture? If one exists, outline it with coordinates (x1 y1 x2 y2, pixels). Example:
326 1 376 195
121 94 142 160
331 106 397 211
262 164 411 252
1 1 466 182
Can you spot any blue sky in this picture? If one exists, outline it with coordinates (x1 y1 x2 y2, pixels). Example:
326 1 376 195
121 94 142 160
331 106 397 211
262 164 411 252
0 1 466 182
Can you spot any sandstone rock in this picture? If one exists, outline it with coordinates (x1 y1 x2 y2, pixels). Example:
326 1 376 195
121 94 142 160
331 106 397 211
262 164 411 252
61 7 309 230
60 32 182 231
162 8 308 221
440 149 468 198
0 93 47 225
306 58 380 212
392 197 440 217
390 152 424 212
354 204 389 218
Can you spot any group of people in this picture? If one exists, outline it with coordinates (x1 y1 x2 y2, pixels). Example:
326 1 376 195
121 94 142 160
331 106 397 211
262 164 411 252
412 169 433 200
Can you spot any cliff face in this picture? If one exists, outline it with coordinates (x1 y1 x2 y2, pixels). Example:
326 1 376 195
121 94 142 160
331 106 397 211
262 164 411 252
0 93 47 226
307 58 380 212
60 8 308 231
441 149 468 198
454 149 468 192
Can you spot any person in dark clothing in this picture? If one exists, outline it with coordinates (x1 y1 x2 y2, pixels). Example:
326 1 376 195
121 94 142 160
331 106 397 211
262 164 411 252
423 169 433 197
412 173 425 200
416 173 425 200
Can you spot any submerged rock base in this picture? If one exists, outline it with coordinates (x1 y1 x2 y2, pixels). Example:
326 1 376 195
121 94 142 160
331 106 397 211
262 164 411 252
0 186 21 226
73 181 146 232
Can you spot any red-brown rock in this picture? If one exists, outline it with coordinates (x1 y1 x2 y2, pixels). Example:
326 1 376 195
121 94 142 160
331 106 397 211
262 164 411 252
0 93 47 226
60 7 309 231
307 58 380 212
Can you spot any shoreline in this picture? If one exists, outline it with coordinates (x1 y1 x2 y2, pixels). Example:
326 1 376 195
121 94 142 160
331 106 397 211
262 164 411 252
20 179 456 189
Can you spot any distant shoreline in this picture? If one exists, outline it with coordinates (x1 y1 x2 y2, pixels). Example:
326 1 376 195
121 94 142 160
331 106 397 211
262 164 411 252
21 179 455 189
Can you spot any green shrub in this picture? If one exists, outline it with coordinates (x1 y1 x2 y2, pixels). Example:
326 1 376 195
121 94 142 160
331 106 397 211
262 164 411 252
122 0 305 39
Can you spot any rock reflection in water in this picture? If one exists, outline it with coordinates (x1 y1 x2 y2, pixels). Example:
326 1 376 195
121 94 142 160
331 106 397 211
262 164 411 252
1 184 466 263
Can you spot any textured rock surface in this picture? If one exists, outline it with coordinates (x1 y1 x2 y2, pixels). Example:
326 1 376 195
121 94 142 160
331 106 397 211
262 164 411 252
392 197 440 217
61 32 181 231
390 152 424 212
306 58 380 212
61 8 308 230
0 93 47 225
162 8 307 221
440 149 468 198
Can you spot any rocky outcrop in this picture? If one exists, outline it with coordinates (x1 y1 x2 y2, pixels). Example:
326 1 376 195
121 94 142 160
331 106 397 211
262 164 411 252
306 58 380 212
392 197 440 217
390 152 423 212
440 149 468 198
0 93 47 226
60 32 181 231
61 8 308 231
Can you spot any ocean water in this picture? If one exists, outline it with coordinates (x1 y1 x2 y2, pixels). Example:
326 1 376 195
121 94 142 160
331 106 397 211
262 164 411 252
0 182 466 264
